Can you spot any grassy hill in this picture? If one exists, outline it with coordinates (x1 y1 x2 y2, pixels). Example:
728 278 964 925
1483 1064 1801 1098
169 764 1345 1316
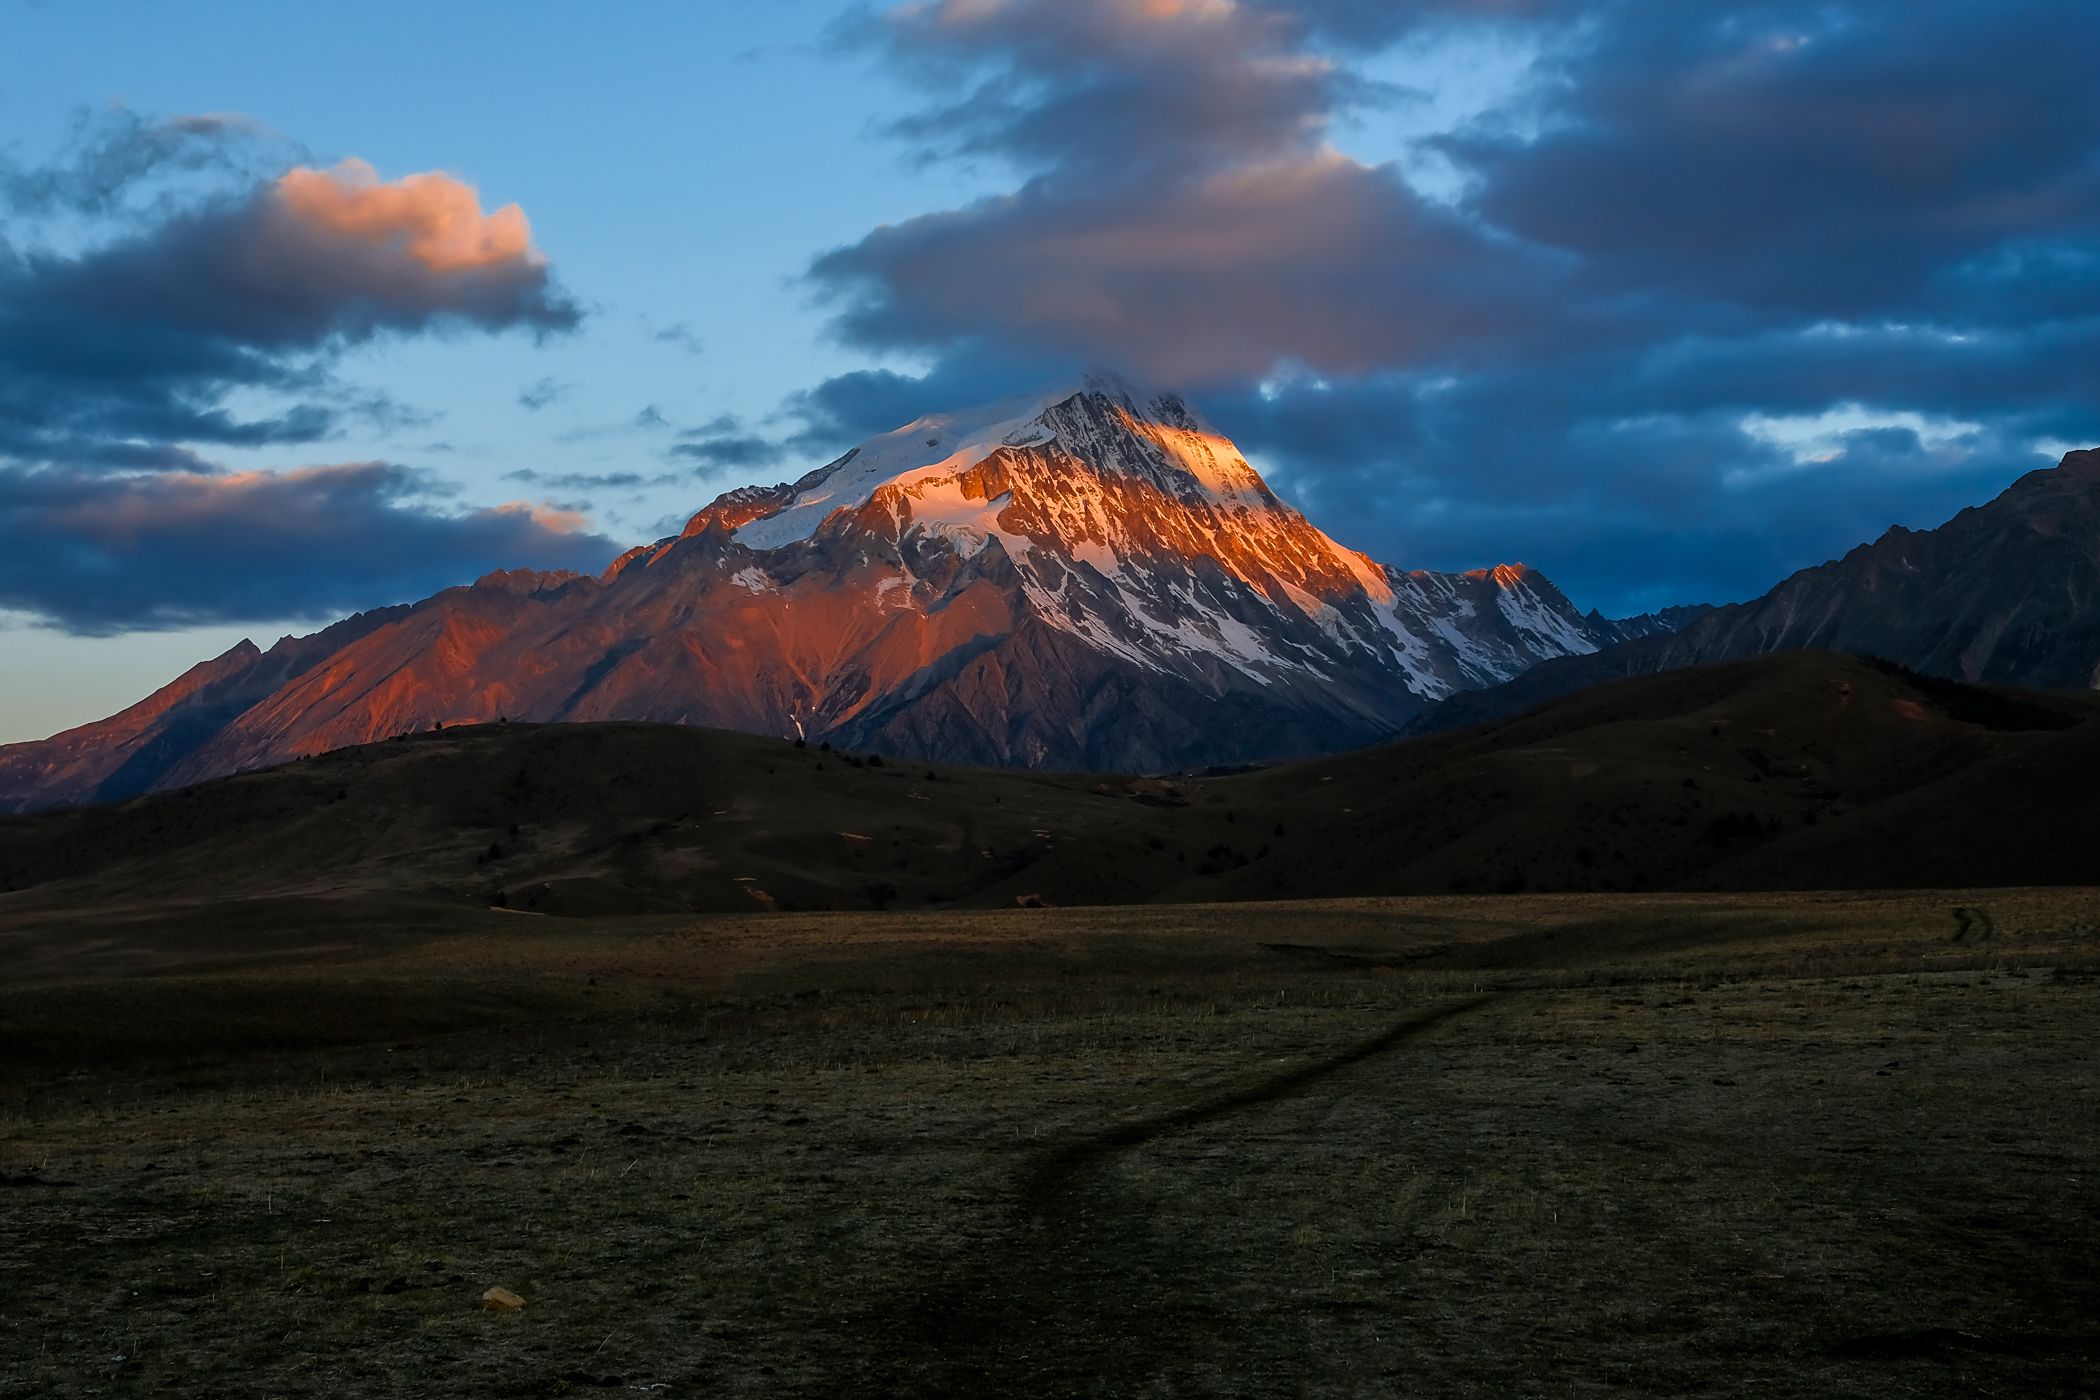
2 651 2095 925
1200 651 2100 899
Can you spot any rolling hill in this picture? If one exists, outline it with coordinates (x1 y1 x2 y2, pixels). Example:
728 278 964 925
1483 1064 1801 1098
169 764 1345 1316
2 651 2094 927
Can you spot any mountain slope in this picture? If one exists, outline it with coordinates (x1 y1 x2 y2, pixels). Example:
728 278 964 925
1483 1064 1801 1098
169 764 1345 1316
0 608 409 813
4 653 2093 918
0 377 1661 811
1210 652 2100 900
1667 447 2100 686
1408 447 2100 735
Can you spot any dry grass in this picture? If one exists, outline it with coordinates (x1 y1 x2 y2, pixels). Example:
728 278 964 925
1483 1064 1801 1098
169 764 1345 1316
1 889 2096 1397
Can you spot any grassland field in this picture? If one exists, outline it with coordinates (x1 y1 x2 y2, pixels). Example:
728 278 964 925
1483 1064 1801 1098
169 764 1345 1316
2 888 2096 1397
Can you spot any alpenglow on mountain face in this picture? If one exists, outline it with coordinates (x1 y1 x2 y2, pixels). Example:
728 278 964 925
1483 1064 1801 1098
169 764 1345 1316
0 378 1669 811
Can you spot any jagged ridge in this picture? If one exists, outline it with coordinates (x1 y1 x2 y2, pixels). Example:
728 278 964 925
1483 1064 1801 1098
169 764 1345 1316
1406 447 2100 736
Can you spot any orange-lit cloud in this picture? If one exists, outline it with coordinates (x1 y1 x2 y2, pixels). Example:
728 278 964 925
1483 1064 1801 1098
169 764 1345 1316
0 142 579 477
273 159 543 274
489 500 593 534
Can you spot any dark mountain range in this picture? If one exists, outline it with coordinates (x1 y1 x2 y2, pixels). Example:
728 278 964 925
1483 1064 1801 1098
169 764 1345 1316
1408 448 2100 736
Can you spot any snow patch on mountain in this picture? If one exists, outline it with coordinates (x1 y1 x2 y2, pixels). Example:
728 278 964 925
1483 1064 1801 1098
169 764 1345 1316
733 387 1073 550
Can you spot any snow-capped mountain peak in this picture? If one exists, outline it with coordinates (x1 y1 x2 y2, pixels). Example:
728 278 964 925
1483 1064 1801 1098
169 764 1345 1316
652 375 1645 709
0 378 1682 810
715 374 1273 552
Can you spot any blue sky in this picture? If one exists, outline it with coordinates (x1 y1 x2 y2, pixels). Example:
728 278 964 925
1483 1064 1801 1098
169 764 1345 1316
3 0 2096 742
1 3 976 738
2 3 985 525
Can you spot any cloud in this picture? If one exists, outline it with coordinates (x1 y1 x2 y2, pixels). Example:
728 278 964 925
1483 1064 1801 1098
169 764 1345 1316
0 105 298 218
1202 367 2057 612
801 0 2100 612
9 159 577 357
812 0 1467 384
633 404 670 430
503 467 681 491
517 376 570 411
651 321 704 356
775 341 1082 450
1435 4 2100 327
0 461 620 635
850 0 1363 184
671 429 788 472
273 159 540 274
814 149 1541 384
0 122 599 635
0 151 580 472
666 414 792 473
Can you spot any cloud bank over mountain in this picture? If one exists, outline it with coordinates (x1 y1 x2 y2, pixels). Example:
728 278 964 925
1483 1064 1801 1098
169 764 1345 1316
797 0 2100 611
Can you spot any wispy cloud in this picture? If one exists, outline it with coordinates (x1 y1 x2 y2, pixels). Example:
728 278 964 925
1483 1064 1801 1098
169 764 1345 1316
517 376 571 411
651 320 705 356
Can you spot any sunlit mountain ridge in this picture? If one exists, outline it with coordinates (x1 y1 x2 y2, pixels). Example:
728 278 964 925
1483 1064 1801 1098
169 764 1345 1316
0 377 1669 811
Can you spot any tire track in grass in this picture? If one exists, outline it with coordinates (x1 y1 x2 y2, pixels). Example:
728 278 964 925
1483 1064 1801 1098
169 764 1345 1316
870 993 1497 1398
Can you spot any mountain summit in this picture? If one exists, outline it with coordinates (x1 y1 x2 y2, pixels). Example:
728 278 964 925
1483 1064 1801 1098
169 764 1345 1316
0 378 1663 810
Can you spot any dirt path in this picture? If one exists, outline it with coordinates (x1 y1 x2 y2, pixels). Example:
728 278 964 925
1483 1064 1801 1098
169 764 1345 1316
863 993 1496 1397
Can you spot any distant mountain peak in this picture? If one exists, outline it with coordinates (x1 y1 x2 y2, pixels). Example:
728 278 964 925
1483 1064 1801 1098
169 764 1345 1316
0 380 1682 811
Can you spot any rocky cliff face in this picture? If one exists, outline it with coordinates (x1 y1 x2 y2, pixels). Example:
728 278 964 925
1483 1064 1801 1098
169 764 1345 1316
1652 448 2100 687
0 378 1662 810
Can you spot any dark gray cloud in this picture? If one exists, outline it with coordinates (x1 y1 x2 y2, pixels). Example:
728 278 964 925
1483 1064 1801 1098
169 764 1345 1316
1251 0 1583 45
503 467 681 491
1437 3 2100 327
1203 369 2060 611
844 0 1365 185
666 413 792 473
800 0 2100 612
11 162 577 357
814 0 1497 384
812 152 1552 385
672 432 788 472
0 462 618 635
777 341 1079 451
